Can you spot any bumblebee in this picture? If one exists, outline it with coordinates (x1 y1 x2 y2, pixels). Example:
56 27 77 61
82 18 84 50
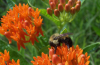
49 33 73 53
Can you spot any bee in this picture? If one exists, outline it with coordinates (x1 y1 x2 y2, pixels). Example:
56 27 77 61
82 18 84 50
49 33 73 53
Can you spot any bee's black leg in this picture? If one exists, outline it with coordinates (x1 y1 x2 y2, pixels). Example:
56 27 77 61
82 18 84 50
54 45 57 54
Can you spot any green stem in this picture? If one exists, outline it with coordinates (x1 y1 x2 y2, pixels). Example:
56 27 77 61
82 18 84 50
27 0 36 9
69 13 77 22
58 11 66 33
33 44 39 51
58 17 62 33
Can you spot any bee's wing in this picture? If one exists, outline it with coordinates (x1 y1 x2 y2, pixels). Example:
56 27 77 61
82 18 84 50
54 33 72 40
60 33 72 37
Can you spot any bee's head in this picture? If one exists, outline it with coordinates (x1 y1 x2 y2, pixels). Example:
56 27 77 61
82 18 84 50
49 33 60 47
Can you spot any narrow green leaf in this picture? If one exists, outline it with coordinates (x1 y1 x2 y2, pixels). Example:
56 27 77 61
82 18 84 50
82 37 86 48
6 0 15 9
60 28 67 34
92 25 100 36
41 0 49 7
28 0 36 9
39 46 49 54
85 12 98 30
80 0 85 5
41 0 49 3
28 0 48 9
0 34 9 43
83 42 100 54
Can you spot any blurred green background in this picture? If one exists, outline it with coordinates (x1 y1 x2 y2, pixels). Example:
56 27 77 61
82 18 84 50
0 0 100 65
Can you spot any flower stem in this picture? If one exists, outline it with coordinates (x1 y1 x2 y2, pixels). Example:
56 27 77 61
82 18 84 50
27 0 36 9
34 44 39 51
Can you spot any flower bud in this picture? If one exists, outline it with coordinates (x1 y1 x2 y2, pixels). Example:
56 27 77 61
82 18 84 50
70 7 76 15
75 4 80 12
47 8 52 15
28 7 32 16
49 0 53 5
68 0 73 7
50 2 56 10
24 20 30 27
76 1 81 6
65 4 70 12
4 32 11 38
54 9 60 17
72 0 77 5
58 4 63 12
52 54 61 64
60 0 65 5
4 32 12 44
78 54 85 63
57 63 63 65
53 0 58 5
49 49 54 59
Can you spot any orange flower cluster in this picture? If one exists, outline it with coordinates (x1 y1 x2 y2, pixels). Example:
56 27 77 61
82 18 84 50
0 3 43 50
47 0 81 16
31 44 90 65
0 50 20 65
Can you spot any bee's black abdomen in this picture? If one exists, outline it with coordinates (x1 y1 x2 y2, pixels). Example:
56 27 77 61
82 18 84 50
65 37 73 48
58 37 73 48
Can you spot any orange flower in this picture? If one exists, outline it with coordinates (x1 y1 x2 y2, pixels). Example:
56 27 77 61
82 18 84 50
0 59 6 65
34 16 44 36
0 50 20 65
26 25 39 45
31 44 90 65
31 52 52 65
0 50 10 62
11 32 27 50
0 3 43 50
9 59 20 65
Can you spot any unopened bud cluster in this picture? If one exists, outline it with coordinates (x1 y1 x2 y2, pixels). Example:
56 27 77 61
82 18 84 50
47 0 81 16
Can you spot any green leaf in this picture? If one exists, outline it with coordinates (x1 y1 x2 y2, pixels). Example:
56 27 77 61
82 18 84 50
60 24 69 34
6 0 15 9
28 0 36 9
28 0 48 9
83 42 100 54
92 25 100 36
85 12 98 30
0 34 9 43
60 28 67 34
39 9 60 26
38 46 49 55
26 43 39 61
41 0 49 4
80 0 85 5
0 39 30 65
41 0 49 7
